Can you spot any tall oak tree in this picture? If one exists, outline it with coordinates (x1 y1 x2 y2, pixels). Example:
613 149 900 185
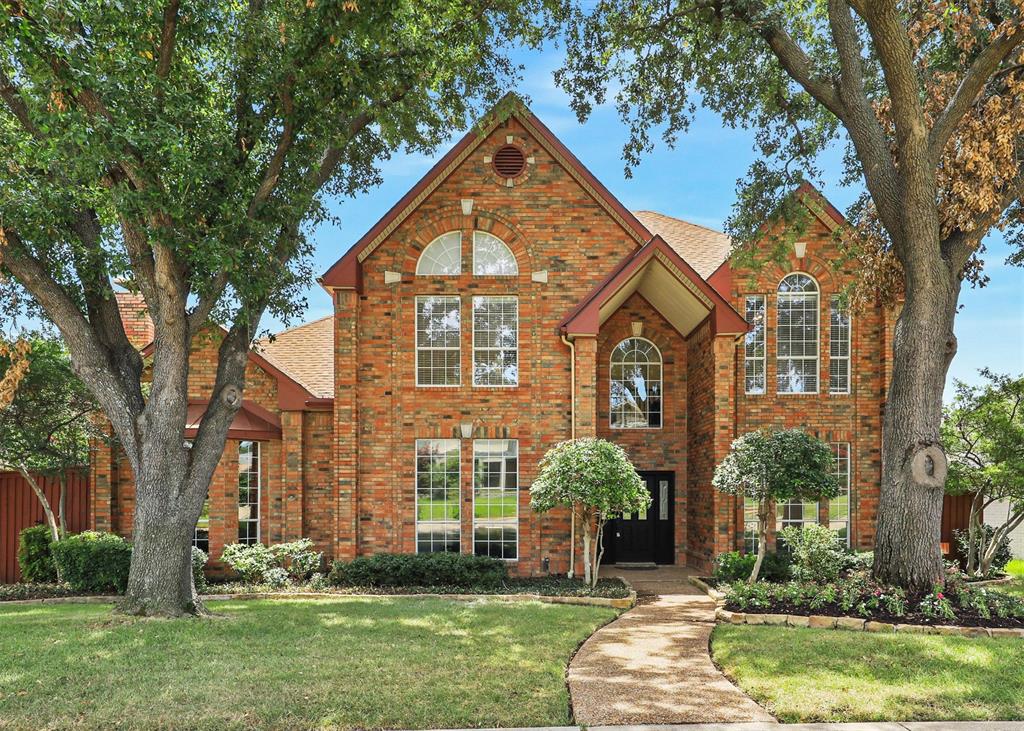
0 0 559 615
558 0 1024 591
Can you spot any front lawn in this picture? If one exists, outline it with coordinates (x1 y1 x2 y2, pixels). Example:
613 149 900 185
0 597 615 730
712 624 1024 722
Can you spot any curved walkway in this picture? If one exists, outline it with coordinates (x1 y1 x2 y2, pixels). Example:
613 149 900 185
568 566 776 725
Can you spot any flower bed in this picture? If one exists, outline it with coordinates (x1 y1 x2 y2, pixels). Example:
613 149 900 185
722 573 1024 629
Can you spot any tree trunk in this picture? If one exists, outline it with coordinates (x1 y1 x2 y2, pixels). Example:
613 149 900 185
873 253 960 593
19 466 59 543
58 473 67 539
581 521 593 587
592 518 606 588
748 500 771 584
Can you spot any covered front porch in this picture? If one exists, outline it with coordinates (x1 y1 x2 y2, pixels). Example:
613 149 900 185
559 236 749 572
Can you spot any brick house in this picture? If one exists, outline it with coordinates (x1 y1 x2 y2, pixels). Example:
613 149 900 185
90 97 895 574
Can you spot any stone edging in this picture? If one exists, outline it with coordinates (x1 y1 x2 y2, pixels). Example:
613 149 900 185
689 576 726 605
2 590 636 610
714 606 1024 639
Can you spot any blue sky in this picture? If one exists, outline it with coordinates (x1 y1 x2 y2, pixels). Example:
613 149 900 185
289 46 1023 400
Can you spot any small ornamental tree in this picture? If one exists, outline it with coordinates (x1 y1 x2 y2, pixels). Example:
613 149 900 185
0 336 102 544
530 438 649 587
942 371 1024 578
713 429 839 583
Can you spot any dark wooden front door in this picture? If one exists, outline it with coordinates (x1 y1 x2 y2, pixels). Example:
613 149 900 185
605 471 675 565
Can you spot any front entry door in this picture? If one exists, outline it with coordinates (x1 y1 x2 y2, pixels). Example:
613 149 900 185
606 471 675 565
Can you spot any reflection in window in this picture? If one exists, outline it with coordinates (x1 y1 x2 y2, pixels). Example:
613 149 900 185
829 296 851 394
610 338 662 429
473 440 518 559
415 439 461 553
238 440 260 544
744 295 766 394
416 296 461 386
472 296 518 386
472 231 518 275
776 497 818 551
777 273 819 393
193 497 210 554
743 498 759 554
416 231 461 275
830 442 851 545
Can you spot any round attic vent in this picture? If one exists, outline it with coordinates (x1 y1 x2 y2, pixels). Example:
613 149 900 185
493 144 526 178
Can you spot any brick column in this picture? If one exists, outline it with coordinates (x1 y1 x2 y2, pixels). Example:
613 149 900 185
711 333 738 557
89 433 114 532
281 412 304 542
573 336 598 438
334 289 359 561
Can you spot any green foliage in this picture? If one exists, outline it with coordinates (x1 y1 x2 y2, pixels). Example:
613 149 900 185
530 438 650 517
713 551 792 583
943 371 1024 502
221 539 323 584
17 524 57 583
50 532 131 593
953 527 1012 575
0 337 100 475
191 546 209 594
328 552 509 589
0 583 78 601
778 524 848 583
713 429 840 505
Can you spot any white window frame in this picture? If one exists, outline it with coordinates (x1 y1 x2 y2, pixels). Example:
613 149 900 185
415 295 461 387
743 497 759 554
472 439 519 560
830 442 852 546
472 231 519 276
776 272 820 395
415 439 461 554
472 296 518 387
416 231 462 275
744 295 766 395
609 337 663 430
237 440 261 545
829 295 851 395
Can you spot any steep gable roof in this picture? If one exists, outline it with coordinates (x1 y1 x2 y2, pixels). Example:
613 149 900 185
320 94 655 289
633 210 732 279
256 316 334 399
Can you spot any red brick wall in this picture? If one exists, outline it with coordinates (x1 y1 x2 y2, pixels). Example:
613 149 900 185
114 292 154 349
597 293 689 564
727 215 885 552
686 320 717 570
335 116 647 574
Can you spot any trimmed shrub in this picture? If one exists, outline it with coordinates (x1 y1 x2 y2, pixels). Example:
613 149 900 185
713 551 791 583
778 524 848 582
220 539 322 585
329 552 509 589
18 525 57 583
50 531 131 593
191 546 209 593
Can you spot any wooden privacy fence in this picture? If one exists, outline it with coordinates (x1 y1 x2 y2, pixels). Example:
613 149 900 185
0 471 90 583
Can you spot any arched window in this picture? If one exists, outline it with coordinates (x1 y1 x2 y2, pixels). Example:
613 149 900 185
416 232 461 275
472 231 518 275
777 273 819 394
610 338 662 429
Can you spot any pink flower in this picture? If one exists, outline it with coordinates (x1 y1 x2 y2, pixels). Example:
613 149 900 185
936 592 945 600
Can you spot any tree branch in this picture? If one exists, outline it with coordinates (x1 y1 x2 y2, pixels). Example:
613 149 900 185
156 0 181 80
929 25 1024 162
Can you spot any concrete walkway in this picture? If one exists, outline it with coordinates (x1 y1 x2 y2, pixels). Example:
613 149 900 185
568 566 776 725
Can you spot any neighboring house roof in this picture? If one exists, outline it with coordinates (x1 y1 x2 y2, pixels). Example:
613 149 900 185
632 211 733 280
257 316 334 400
320 93 655 290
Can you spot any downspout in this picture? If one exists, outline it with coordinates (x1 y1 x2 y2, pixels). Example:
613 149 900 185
561 333 576 578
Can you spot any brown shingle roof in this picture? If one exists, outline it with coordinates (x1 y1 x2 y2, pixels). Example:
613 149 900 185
257 316 334 399
632 210 732 279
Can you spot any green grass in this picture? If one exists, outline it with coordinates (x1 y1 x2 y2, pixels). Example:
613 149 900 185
0 598 615 730
994 559 1024 597
712 624 1024 722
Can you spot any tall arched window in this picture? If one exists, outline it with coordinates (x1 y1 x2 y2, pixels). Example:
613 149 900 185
473 231 518 275
416 231 461 275
610 337 662 429
777 273 819 394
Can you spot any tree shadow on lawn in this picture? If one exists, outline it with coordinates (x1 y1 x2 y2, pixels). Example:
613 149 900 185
0 597 615 731
711 624 1024 722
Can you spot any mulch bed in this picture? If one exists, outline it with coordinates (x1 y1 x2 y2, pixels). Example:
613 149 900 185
723 598 1024 629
